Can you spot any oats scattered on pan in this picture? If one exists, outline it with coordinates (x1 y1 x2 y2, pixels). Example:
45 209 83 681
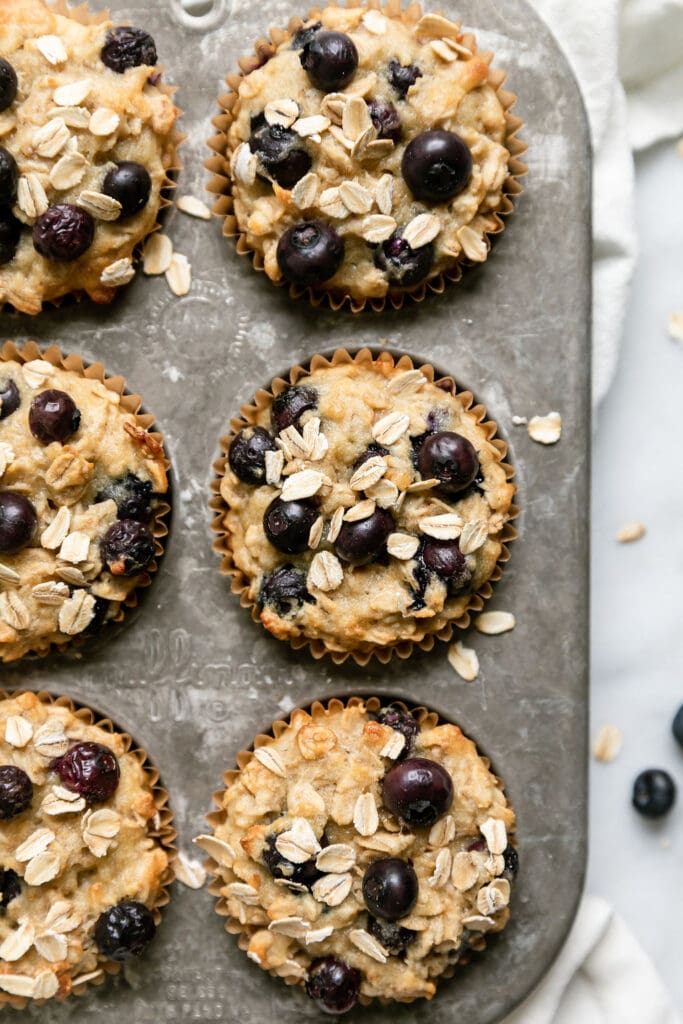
592 723 622 764
616 521 646 544
527 412 562 445
474 610 515 635
173 851 207 889
511 415 527 426
447 640 479 681
667 312 683 342
176 195 212 220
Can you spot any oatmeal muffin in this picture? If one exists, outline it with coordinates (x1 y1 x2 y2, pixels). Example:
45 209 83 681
0 342 169 662
208 2 525 310
0 0 179 314
0 690 174 1006
212 349 515 662
199 697 517 1012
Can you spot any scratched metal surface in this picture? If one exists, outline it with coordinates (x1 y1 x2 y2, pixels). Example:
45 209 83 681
0 0 591 1020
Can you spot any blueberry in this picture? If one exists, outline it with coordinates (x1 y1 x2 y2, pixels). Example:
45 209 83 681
0 146 18 205
271 385 318 433
402 130 472 203
367 99 402 143
0 378 19 420
374 232 433 288
335 508 393 566
102 161 151 218
417 430 479 495
88 596 112 634
51 741 120 802
382 757 453 827
229 427 277 485
0 766 33 819
632 769 676 818
101 27 158 73
362 857 418 922
276 220 344 288
263 497 318 554
29 389 81 444
306 956 361 1016
290 22 322 50
503 845 519 878
262 833 322 890
422 539 472 594
0 868 21 909
353 443 389 471
0 208 21 266
0 59 17 113
259 565 313 616
368 916 416 955
300 31 358 92
249 116 312 190
33 204 95 262
387 58 422 99
96 472 154 522
376 706 418 759
102 519 155 575
672 705 683 748
94 900 156 961
0 493 37 554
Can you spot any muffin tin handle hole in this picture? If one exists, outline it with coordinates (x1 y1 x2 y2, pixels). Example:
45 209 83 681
171 0 227 31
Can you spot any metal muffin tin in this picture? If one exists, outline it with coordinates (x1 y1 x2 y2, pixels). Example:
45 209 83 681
0 0 591 1020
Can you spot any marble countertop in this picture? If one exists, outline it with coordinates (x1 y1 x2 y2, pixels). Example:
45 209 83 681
588 139 683 1009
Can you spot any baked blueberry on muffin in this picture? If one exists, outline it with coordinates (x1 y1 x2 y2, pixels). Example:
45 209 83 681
199 697 516 1011
0 0 179 314
0 345 169 662
208 3 525 309
212 350 515 662
0 691 174 1005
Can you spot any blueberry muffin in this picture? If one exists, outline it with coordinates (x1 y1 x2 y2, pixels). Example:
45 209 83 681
0 690 174 1005
0 343 169 662
212 350 515 663
199 697 517 1012
0 0 179 314
208 2 525 310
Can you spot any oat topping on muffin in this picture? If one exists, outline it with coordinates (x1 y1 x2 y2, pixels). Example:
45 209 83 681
199 698 516 1010
214 3 524 307
0 349 169 662
0 691 172 1004
214 353 515 659
0 0 178 314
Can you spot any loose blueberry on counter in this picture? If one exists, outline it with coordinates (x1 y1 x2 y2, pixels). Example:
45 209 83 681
263 497 318 555
306 956 361 1016
422 539 472 594
417 430 479 495
290 21 322 50
229 426 277 485
0 492 37 554
335 508 393 566
101 27 158 72
0 867 21 909
96 472 154 522
376 705 418 759
29 389 81 444
672 705 683 748
102 161 152 218
0 146 18 206
362 857 418 922
276 220 344 288
503 845 519 878
102 519 155 575
382 756 454 827
33 204 95 262
94 900 156 961
249 115 312 189
259 565 313 616
374 232 433 288
632 769 676 818
0 208 21 266
300 30 359 92
0 765 33 820
367 99 402 143
0 378 20 420
271 385 318 433
402 129 472 203
387 58 422 99
52 741 120 802
262 833 322 890
0 59 17 112
368 915 416 955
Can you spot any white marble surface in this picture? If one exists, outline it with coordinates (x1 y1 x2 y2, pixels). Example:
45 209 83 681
588 139 683 1010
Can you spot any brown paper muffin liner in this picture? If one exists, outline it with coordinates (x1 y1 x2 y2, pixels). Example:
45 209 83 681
210 347 517 666
203 695 515 1005
0 688 176 1010
0 339 171 663
0 0 184 316
206 0 527 314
